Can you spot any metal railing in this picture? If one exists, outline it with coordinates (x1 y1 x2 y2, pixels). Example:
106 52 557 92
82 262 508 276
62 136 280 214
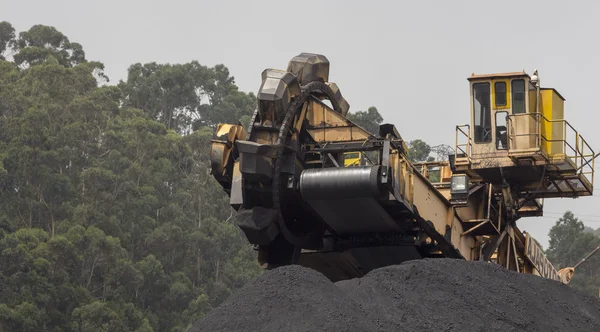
413 161 450 183
507 112 595 186
506 112 542 151
455 124 472 161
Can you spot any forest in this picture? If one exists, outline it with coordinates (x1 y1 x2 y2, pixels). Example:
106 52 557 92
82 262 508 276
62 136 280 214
0 22 599 331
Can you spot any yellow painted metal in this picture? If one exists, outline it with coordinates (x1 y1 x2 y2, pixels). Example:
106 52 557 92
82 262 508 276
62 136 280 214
540 88 565 156
528 86 537 114
558 267 575 284
468 71 529 81
293 102 310 142
454 124 472 166
396 153 414 209
230 161 243 206
343 152 361 166
305 98 371 143
253 129 279 145
459 71 595 199
410 164 474 260
213 58 598 285
414 161 454 184
492 79 511 109
524 232 561 281
507 113 540 154
210 124 247 178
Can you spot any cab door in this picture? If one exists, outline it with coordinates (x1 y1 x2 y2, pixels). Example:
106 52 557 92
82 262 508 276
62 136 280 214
492 79 510 151
471 81 494 153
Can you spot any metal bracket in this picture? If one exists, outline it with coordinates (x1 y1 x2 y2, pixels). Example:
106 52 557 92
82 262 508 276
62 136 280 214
481 228 508 261
327 153 340 167
381 138 390 184
413 205 464 260
416 216 465 259
501 185 517 223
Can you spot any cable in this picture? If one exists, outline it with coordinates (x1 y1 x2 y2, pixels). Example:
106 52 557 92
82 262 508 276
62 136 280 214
542 211 600 219
529 214 600 224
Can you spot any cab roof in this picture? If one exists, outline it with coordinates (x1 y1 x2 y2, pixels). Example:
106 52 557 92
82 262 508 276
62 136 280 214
467 71 530 81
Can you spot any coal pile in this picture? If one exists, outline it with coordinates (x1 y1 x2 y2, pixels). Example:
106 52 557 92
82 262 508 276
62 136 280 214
190 258 600 332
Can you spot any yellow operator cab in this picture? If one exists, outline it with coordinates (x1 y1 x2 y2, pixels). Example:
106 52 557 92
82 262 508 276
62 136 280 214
453 70 594 201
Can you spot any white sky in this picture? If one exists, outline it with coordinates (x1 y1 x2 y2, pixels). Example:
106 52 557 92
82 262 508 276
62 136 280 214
3 0 600 248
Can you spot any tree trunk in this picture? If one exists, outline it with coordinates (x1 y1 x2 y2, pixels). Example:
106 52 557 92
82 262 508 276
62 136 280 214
87 256 99 290
39 193 55 238
198 192 202 228
197 253 202 285
215 258 219 282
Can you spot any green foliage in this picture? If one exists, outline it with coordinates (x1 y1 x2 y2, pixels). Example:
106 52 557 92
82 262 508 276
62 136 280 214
584 226 600 238
0 22 261 332
118 61 256 132
546 211 600 296
347 106 383 134
345 105 435 164
12 24 87 69
407 139 434 163
0 21 15 60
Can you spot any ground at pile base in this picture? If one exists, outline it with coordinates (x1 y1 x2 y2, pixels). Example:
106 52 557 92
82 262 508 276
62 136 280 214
190 258 600 332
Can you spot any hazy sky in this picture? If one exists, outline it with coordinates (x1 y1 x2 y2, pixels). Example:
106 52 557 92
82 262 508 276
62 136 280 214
3 0 600 248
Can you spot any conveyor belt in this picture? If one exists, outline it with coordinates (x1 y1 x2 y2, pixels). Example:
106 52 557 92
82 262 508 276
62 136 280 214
299 166 401 235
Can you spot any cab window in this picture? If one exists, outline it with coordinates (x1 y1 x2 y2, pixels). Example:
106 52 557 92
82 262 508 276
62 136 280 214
473 82 492 144
495 111 508 150
494 82 507 107
512 79 526 114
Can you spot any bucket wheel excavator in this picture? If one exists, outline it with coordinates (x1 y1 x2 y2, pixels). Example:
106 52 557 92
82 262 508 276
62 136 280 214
210 53 597 283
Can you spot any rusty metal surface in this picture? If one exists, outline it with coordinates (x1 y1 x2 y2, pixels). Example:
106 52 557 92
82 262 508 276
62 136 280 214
286 52 330 84
304 97 370 142
325 82 350 116
257 69 300 125
525 232 560 281
210 124 246 187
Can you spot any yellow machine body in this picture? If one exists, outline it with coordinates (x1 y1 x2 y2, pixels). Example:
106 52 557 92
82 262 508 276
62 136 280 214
343 152 362 167
540 88 565 158
455 71 593 200
209 53 595 284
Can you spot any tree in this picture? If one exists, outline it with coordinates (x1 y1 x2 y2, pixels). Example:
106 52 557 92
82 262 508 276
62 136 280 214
406 139 434 163
546 211 600 296
347 106 383 134
0 21 15 60
11 24 86 68
583 226 600 238
119 62 255 133
0 21 261 332
344 105 439 165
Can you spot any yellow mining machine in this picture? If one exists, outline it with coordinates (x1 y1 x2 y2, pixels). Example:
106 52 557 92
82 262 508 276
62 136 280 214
209 53 596 283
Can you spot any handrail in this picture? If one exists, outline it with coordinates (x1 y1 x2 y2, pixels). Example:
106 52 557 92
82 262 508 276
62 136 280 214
506 112 595 186
506 113 543 150
455 124 472 161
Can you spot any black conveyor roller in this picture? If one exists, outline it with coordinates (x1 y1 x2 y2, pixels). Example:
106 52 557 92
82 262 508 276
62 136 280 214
300 166 382 199
299 166 401 235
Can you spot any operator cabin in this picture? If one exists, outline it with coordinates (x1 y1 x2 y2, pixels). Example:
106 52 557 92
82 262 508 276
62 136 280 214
453 69 593 199
468 71 543 157
471 73 529 150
